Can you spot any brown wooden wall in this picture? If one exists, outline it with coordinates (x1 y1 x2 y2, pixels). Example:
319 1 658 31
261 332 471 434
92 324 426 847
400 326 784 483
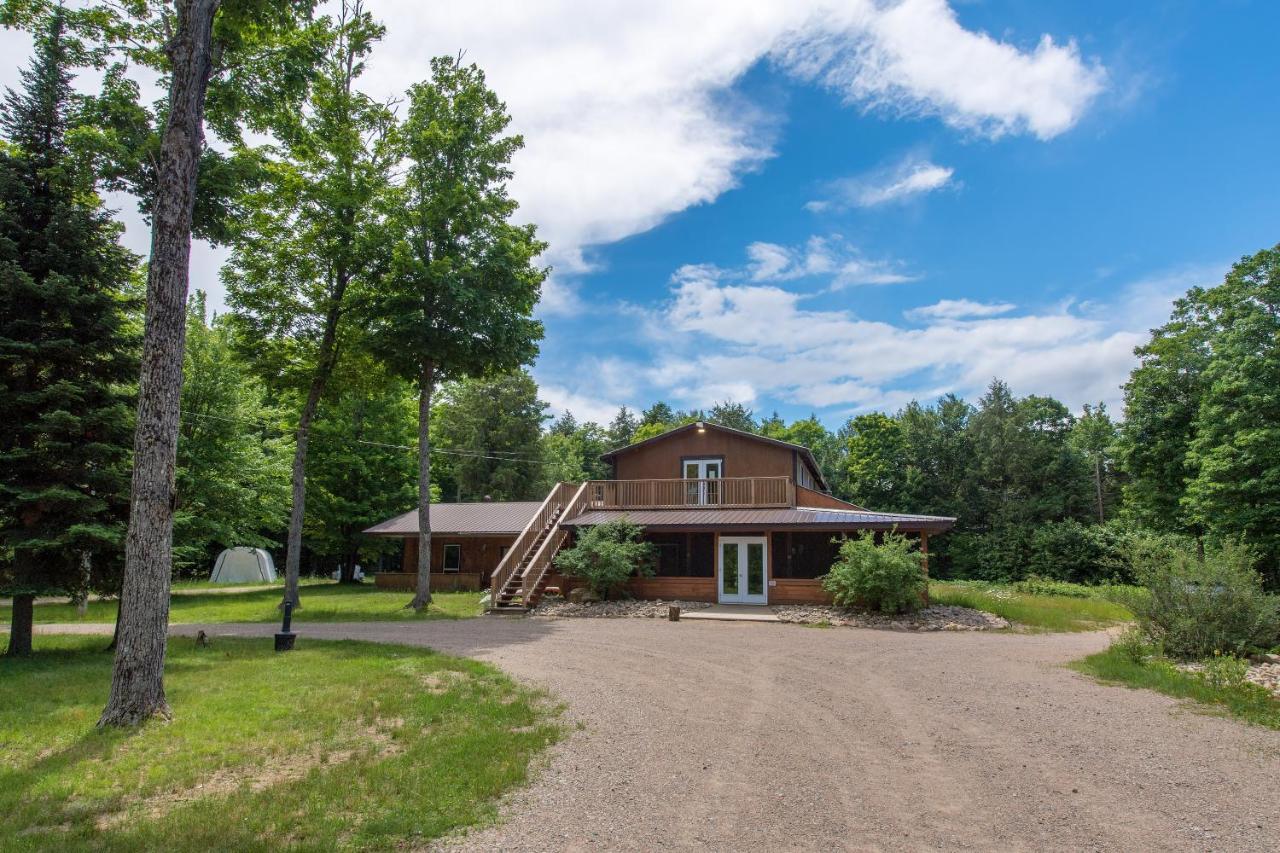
375 572 481 592
794 485 864 510
613 429 796 480
397 535 517 587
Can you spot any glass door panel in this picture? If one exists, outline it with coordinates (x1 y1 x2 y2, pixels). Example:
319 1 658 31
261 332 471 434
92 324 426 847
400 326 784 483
746 543 764 596
720 542 739 597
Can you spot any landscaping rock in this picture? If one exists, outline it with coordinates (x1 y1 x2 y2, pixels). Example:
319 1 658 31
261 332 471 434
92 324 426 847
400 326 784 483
772 603 1009 632
533 598 713 619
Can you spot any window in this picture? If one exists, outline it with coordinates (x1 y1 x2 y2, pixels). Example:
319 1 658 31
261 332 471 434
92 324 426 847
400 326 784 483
771 532 842 579
644 532 715 577
442 544 461 572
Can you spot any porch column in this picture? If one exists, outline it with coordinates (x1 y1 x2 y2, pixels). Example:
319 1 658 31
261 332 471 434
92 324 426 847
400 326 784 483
920 532 929 577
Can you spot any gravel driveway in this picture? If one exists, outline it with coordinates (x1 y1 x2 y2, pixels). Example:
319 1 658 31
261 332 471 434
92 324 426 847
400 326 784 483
148 618 1280 851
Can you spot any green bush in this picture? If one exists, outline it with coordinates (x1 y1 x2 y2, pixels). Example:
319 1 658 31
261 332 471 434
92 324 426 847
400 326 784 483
1197 651 1250 690
553 519 655 600
822 530 926 613
1111 626 1156 664
1129 538 1280 659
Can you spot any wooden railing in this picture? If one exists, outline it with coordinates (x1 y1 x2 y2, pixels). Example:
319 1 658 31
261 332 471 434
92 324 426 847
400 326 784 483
519 481 592 603
584 476 793 509
490 481 577 595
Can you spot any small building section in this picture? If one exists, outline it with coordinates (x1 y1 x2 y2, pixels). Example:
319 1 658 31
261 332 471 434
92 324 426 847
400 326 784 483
210 547 277 584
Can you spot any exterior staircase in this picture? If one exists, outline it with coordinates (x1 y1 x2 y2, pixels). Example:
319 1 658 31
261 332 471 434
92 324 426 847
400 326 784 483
486 481 590 614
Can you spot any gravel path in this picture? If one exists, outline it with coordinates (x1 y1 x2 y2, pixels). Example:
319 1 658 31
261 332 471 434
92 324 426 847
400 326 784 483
43 618 1280 851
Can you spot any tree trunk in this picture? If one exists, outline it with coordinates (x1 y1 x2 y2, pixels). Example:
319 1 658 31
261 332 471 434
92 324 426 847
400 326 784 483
106 601 123 652
99 0 220 728
409 361 435 611
280 298 345 609
1094 457 1105 524
5 594 33 657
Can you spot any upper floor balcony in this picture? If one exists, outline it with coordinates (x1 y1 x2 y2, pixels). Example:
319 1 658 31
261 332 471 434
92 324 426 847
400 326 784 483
584 476 794 510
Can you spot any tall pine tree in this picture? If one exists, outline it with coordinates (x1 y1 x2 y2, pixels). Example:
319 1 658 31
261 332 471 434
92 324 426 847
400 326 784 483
0 13 137 656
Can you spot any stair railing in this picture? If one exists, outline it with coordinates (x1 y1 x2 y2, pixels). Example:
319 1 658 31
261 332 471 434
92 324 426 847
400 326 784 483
489 482 573 602
519 481 592 605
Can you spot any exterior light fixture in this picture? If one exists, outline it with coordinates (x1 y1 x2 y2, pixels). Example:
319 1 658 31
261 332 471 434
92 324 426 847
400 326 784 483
696 421 706 432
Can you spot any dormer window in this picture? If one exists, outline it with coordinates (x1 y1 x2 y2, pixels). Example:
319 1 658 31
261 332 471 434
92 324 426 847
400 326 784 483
683 458 722 505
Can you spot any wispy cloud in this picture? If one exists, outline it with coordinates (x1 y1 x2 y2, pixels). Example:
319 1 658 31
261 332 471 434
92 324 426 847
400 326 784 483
746 236 915 287
808 156 956 212
905 298 1016 321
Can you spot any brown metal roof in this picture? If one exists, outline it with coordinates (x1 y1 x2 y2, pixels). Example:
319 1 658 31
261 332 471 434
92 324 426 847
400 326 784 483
600 421 829 492
363 501 541 536
560 506 956 533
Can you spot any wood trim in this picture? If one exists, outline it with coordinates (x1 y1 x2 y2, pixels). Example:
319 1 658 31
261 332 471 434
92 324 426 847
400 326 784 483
794 485 865 510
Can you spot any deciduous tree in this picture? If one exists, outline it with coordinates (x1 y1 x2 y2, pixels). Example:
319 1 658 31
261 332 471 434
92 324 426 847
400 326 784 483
367 57 545 610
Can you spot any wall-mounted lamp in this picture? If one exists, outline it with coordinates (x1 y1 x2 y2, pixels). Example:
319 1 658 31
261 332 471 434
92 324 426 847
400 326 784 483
696 421 706 433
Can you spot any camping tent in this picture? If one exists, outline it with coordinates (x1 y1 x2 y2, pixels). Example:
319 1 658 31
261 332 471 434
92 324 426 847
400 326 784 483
210 547 277 583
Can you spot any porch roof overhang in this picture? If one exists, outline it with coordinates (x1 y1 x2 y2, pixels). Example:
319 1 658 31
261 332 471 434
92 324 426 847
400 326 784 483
559 506 956 534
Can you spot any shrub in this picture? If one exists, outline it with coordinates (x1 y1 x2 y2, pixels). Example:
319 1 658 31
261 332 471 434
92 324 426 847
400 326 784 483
1197 651 1250 691
822 530 926 613
1129 539 1280 659
1111 626 1156 664
553 519 655 600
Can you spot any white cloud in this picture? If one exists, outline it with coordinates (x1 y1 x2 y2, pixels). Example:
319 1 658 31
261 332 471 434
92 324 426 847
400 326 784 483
538 383 624 426
635 262 1202 416
774 0 1107 140
905 298 1016 321
812 157 955 211
744 236 914 286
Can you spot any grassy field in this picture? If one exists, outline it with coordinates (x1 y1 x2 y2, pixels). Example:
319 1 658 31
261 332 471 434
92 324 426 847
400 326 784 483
0 635 561 851
929 581 1134 632
1074 645 1280 730
3 583 483 626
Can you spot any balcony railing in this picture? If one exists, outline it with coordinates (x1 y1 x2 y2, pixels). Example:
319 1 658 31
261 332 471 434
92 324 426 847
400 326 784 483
585 476 794 510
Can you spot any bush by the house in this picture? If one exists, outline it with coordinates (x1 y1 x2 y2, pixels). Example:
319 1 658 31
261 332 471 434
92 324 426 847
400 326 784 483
553 518 655 600
1129 538 1280 659
822 530 926 613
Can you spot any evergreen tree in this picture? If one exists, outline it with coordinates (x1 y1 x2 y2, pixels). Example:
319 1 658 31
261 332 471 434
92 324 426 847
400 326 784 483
368 57 545 610
0 13 138 656
640 401 674 426
707 400 757 432
434 370 547 501
606 405 640 448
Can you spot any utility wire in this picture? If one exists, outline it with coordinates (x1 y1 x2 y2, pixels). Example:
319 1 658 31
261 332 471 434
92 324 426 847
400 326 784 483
179 408 552 466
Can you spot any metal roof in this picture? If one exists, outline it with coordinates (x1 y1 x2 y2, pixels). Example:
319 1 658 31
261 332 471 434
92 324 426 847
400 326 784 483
560 506 956 533
600 421 830 492
363 501 542 536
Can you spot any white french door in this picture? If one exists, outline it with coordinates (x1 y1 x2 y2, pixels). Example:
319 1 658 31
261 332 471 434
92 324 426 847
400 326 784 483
718 536 768 604
683 458 722 505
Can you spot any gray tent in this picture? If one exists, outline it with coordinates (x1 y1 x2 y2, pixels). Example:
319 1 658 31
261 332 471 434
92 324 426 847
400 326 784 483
210 547 277 583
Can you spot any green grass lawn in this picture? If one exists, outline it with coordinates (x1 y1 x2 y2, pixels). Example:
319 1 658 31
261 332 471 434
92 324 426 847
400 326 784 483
0 634 561 851
929 581 1134 632
1073 644 1280 730
3 583 483 626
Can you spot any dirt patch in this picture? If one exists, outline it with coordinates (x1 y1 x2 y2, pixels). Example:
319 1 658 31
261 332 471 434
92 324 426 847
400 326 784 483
94 719 404 831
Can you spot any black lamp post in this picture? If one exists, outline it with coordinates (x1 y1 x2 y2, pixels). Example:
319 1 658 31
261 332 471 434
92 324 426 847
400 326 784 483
275 601 297 651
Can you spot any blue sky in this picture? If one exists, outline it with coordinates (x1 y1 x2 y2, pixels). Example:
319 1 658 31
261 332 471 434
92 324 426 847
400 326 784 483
4 0 1278 427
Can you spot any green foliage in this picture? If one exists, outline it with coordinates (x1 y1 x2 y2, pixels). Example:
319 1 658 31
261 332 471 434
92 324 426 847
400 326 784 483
304 356 417 573
173 297 292 573
822 530 926 613
367 56 545 386
1198 651 1250 691
554 519 655 599
1129 538 1280 659
0 635 560 849
541 413 611 484
433 370 547 501
0 13 137 604
606 405 639 448
1119 244 1280 586
842 413 907 510
706 401 757 433
1075 644 1280 731
1111 626 1155 665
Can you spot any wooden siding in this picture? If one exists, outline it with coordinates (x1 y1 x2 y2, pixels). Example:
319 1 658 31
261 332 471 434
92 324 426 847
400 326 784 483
769 578 833 604
400 535 516 586
374 572 482 591
795 485 864 510
613 428 795 481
